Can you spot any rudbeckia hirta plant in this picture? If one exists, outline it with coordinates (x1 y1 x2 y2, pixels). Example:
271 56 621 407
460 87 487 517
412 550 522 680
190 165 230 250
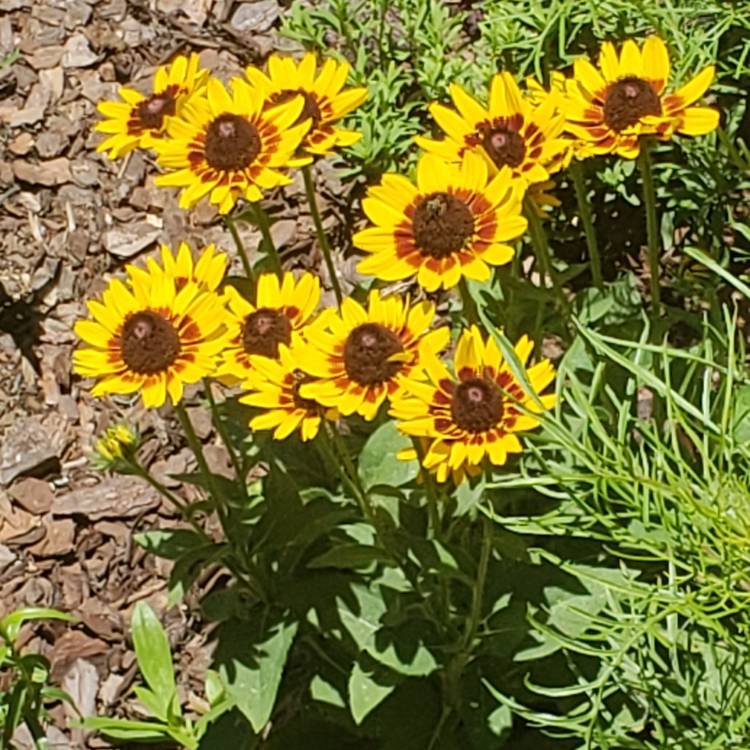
218 271 321 382
128 242 228 295
152 77 311 214
73 268 228 408
562 36 719 158
415 72 568 185
355 152 526 291
96 53 207 160
391 326 555 484
245 53 368 157
299 291 449 421
240 344 336 442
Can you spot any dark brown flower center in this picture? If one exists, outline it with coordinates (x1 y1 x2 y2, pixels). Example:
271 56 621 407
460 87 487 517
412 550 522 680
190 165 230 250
129 87 178 133
451 376 504 433
120 310 181 375
603 76 661 132
412 192 475 259
343 323 404 386
242 308 292 359
204 114 261 171
482 125 526 168
291 370 320 412
270 89 322 130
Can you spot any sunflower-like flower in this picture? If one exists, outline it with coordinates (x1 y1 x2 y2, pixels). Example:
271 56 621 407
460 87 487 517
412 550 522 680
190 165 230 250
415 72 568 185
298 291 450 421
74 269 228 408
245 53 367 157
391 326 555 484
240 344 337 442
561 37 719 159
128 242 228 297
96 53 207 160
217 271 321 382
152 78 311 214
355 152 525 291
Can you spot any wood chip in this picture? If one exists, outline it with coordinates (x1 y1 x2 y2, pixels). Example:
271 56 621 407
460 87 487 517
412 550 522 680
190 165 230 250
9 477 54 515
53 475 161 520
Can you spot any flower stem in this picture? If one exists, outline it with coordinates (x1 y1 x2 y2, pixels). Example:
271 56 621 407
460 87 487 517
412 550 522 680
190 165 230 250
523 196 570 318
224 215 254 282
302 164 344 308
320 423 374 523
570 161 603 288
174 401 225 514
250 202 282 276
460 515 493 652
411 438 441 537
637 139 661 320
203 378 248 503
457 277 478 325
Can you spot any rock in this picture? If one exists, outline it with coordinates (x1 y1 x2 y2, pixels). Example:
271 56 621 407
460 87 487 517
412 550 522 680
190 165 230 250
12 157 71 186
62 33 98 68
103 223 162 258
9 477 54 515
187 405 213 439
27 46 64 70
7 132 33 156
54 475 161 521
0 544 16 573
36 130 68 158
229 0 279 33
0 417 61 485
28 518 75 557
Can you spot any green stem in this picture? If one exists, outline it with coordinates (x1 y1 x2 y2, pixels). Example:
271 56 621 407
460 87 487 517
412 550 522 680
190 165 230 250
203 379 248 503
412 438 441 537
302 164 344 307
570 161 603 288
250 202 282 276
638 139 661 320
319 424 373 523
174 401 225 512
460 515 493 652
224 215 254 282
457 277 478 325
523 197 570 318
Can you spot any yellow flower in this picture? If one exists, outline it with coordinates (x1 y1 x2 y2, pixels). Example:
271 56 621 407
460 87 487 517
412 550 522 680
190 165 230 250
562 36 719 159
415 72 568 185
95 53 207 159
298 291 450 421
390 326 555 484
93 424 139 469
217 271 321 382
74 267 228 408
526 180 561 220
355 152 525 291
128 242 228 295
240 344 337 442
152 77 311 214
245 53 367 157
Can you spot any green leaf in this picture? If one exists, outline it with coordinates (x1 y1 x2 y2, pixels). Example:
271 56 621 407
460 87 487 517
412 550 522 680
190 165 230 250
732 385 750 442
348 662 395 725
134 529 206 560
0 607 74 643
131 602 177 721
307 544 394 570
358 421 418 491
80 716 175 743
218 618 298 733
